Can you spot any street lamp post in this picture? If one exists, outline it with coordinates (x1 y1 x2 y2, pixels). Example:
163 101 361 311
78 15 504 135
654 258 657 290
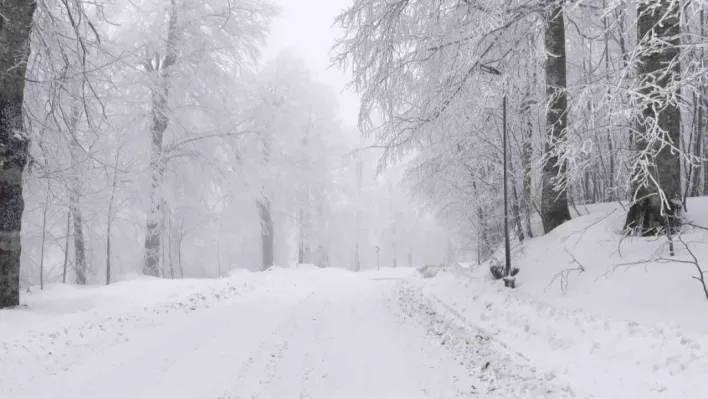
480 64 514 289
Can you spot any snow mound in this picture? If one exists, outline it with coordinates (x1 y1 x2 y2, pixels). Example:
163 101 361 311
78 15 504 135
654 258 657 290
417 264 445 278
480 197 708 334
420 271 708 398
415 197 708 398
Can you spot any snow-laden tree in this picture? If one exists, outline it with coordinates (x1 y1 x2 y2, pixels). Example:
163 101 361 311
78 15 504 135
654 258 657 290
333 0 576 236
334 0 707 261
244 52 346 270
624 0 683 234
101 0 278 276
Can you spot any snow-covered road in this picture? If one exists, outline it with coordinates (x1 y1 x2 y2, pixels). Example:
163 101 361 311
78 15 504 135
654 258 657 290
5 270 486 399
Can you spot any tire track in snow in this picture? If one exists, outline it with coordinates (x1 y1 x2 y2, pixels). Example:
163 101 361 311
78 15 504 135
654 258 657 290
395 280 577 398
222 289 333 399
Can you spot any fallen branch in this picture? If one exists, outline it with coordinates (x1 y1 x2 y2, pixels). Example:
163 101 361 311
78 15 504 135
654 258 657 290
602 229 708 301
659 234 708 301
545 249 586 295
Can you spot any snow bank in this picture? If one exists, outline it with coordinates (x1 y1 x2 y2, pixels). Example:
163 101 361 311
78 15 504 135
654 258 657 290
414 272 708 398
406 197 708 398
396 281 577 398
501 197 708 333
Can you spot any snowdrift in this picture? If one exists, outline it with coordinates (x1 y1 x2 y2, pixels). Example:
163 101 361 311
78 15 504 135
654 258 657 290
498 197 708 333
406 197 708 398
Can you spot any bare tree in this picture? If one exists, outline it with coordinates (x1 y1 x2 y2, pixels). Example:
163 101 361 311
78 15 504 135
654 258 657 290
143 0 180 277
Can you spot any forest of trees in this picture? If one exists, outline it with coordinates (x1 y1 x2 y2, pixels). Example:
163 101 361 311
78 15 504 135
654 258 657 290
1 0 702 308
335 0 699 261
0 0 452 309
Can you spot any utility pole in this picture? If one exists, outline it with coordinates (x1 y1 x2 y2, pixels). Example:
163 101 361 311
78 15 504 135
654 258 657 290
480 64 514 289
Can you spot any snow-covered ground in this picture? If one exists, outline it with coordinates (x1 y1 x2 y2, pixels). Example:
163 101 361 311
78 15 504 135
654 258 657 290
510 196 708 334
410 271 708 399
2 266 497 399
403 197 708 399
3 208 708 399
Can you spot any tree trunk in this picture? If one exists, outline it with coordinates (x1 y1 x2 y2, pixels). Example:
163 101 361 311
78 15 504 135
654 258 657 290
625 0 682 235
509 154 525 241
512 176 524 242
105 152 119 285
143 0 179 277
541 2 572 233
40 189 50 291
258 198 274 270
693 11 706 197
71 194 87 284
520 71 535 239
390 183 397 268
691 91 704 197
315 197 328 268
353 152 362 272
106 220 112 285
0 0 37 308
168 216 175 279
298 207 310 264
178 215 185 278
62 211 70 284
67 106 87 285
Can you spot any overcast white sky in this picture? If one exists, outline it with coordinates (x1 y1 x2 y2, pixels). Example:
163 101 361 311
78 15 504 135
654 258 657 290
261 0 361 128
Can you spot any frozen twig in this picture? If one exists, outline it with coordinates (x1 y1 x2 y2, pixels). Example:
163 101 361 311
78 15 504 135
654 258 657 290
563 209 616 248
658 233 708 301
545 248 586 295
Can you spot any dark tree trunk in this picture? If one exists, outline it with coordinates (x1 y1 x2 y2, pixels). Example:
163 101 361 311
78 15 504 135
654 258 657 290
625 0 682 235
541 2 572 233
691 92 703 197
144 0 179 277
0 0 37 308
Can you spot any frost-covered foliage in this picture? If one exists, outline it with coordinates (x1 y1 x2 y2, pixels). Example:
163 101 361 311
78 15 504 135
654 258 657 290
11 0 453 289
335 0 708 255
